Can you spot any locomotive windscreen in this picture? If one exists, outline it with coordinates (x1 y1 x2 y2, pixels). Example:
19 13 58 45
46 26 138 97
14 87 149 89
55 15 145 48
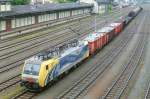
23 63 41 76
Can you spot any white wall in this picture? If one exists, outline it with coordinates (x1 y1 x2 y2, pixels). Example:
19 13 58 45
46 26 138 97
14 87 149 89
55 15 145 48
79 0 98 13
80 0 94 4
99 4 106 14
11 16 35 28
0 3 11 12
0 21 6 31
30 0 53 4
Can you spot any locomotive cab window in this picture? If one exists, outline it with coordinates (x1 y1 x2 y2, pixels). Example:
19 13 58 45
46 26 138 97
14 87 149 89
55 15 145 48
23 63 41 75
46 65 49 70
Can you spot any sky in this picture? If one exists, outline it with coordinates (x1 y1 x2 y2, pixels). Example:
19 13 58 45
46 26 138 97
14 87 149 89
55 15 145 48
114 0 148 3
116 0 150 2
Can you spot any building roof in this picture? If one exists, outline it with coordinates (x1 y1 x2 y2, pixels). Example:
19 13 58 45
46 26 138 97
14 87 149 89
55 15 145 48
0 3 93 18
96 0 112 4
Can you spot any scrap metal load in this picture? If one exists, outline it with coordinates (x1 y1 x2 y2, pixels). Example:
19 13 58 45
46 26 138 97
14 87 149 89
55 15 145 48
128 6 142 18
20 6 143 91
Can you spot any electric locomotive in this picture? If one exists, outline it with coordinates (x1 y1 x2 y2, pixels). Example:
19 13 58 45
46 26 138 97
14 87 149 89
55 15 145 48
20 40 89 91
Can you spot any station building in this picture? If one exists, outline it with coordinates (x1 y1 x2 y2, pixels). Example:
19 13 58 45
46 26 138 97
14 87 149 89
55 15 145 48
0 0 11 31
0 0 11 12
0 0 93 33
79 0 112 14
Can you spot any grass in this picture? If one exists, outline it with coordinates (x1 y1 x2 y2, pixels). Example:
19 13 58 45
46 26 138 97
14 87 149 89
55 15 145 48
1 85 25 99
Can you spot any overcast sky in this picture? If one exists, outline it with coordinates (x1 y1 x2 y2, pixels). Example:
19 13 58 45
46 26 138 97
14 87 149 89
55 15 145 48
114 0 148 3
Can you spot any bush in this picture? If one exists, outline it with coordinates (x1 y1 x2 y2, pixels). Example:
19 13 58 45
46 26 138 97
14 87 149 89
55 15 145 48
11 0 30 5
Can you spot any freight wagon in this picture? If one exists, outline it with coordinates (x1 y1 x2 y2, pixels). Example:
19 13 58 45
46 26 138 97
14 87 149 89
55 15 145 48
115 17 126 29
83 33 100 54
109 22 123 36
97 26 115 42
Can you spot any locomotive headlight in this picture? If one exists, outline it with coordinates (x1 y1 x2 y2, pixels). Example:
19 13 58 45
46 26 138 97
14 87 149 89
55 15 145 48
22 77 27 81
36 79 39 83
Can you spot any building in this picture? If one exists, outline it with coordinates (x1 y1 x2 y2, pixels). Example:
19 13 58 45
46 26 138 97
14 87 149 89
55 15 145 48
0 0 11 12
79 0 112 13
97 0 112 14
30 0 54 4
0 2 93 32
0 0 12 31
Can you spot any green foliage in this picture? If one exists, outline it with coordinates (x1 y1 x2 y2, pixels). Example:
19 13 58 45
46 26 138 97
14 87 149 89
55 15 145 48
11 0 30 5
55 0 77 3
108 4 112 12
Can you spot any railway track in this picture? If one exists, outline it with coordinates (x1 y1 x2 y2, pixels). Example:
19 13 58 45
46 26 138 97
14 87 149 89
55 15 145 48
12 90 37 99
0 8 135 99
55 12 143 99
0 32 75 73
0 15 92 49
101 32 146 99
0 75 20 93
145 82 150 99
144 14 150 99
1 9 141 99
0 9 130 74
0 9 123 53
0 20 108 92
0 6 131 54
0 16 90 47
101 13 147 99
0 35 81 92
0 14 129 93
4 9 141 99
10 22 134 99
0 13 92 40
0 7 125 45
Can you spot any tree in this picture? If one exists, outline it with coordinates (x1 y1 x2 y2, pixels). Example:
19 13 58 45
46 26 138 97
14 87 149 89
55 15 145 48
11 0 30 5
54 0 77 3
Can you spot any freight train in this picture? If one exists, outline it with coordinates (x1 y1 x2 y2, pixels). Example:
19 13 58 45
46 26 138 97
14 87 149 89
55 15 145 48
20 6 142 91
